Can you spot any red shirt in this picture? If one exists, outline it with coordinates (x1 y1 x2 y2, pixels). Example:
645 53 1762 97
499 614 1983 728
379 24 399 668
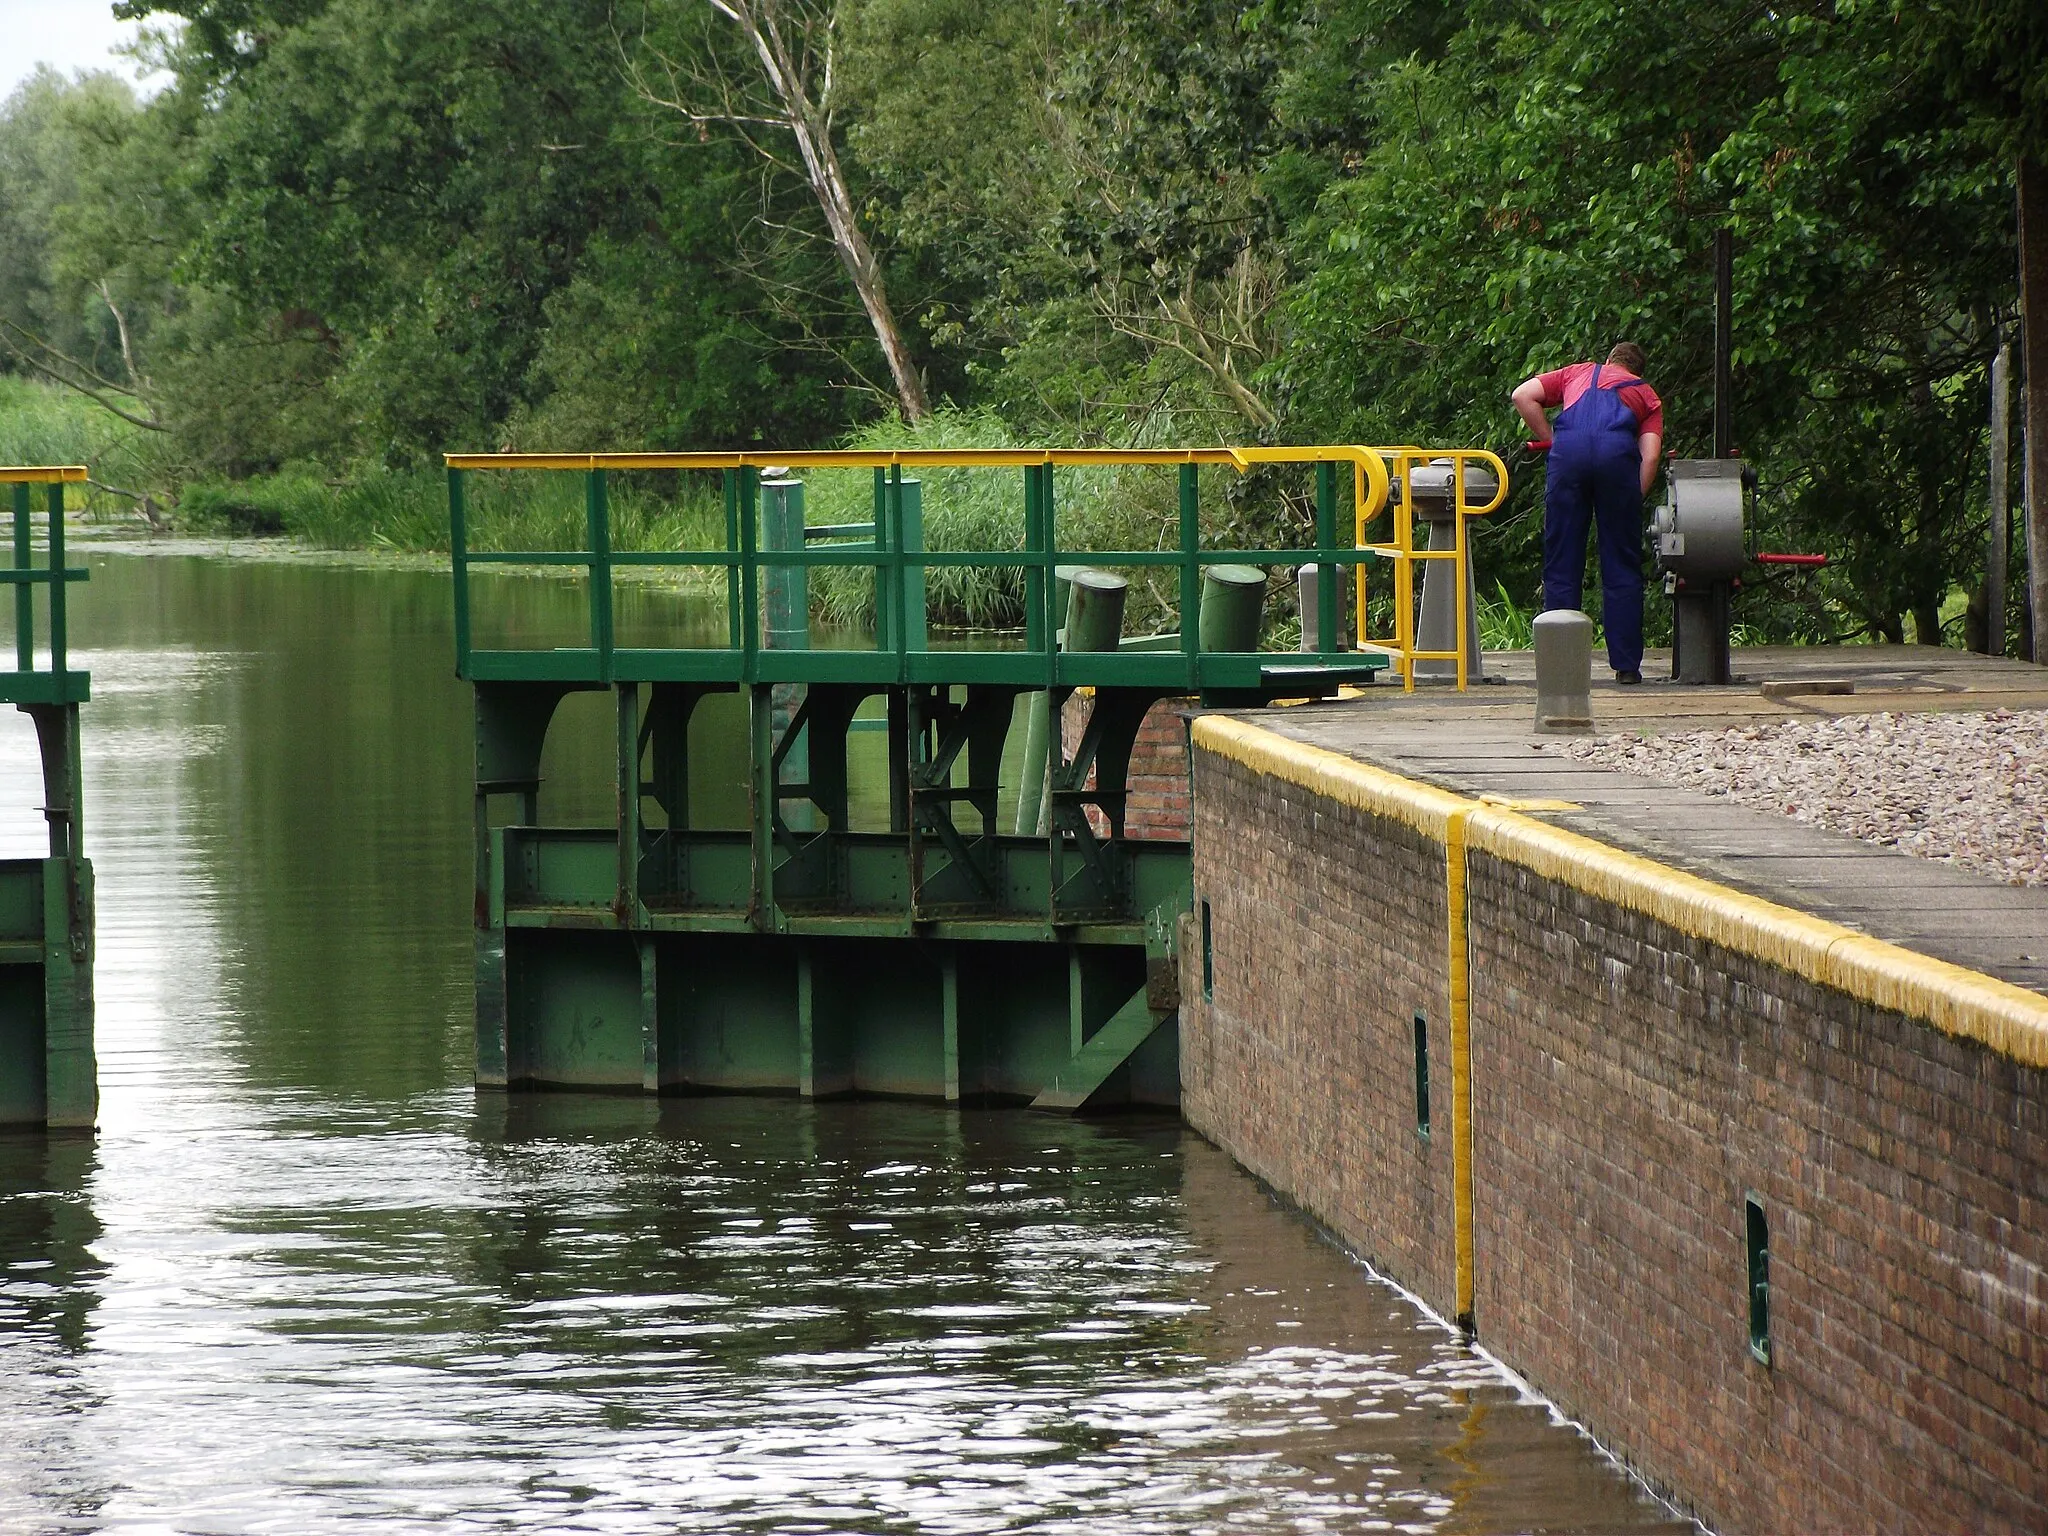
1535 363 1663 440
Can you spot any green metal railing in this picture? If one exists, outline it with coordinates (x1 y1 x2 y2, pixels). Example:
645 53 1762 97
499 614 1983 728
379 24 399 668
446 445 1506 693
0 466 90 706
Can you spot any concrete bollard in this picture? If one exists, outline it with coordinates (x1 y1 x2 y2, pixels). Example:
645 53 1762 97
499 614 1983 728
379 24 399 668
1533 609 1594 733
1296 564 1320 651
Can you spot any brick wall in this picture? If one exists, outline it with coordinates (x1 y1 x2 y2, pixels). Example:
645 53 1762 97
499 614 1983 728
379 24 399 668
1179 746 1460 1318
1181 731 2048 1534
1060 694 1192 841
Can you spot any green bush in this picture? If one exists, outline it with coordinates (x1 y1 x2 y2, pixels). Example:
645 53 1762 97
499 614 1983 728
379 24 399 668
0 377 98 466
175 472 329 535
0 378 177 516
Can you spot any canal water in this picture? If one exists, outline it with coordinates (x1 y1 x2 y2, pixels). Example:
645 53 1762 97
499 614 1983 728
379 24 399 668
0 553 1690 1534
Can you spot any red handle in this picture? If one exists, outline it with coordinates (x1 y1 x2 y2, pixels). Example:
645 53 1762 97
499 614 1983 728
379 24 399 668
1525 439 1552 455
1754 552 1827 567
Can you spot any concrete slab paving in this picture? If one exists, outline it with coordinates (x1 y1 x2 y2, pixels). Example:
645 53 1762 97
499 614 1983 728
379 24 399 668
1237 645 2048 996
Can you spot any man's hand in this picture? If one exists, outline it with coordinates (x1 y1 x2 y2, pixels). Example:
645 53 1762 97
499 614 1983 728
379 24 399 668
1638 431 1663 496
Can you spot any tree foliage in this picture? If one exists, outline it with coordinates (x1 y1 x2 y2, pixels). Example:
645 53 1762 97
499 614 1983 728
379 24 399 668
0 0 2038 644
1278 0 2020 640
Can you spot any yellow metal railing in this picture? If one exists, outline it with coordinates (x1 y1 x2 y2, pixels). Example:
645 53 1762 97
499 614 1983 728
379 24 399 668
1355 449 1510 691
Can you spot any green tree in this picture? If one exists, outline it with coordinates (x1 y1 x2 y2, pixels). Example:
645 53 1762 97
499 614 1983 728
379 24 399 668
620 0 933 422
1277 0 2015 643
1887 0 2048 652
0 69 169 430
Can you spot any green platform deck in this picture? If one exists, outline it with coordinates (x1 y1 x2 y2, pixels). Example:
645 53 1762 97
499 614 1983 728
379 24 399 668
452 453 1388 1109
0 469 95 1129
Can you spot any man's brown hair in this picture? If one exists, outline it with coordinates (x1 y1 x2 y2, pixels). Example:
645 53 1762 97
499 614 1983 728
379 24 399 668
1606 341 1647 376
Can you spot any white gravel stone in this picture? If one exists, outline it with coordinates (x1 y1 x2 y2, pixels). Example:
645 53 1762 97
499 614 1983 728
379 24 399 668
1564 709 2048 887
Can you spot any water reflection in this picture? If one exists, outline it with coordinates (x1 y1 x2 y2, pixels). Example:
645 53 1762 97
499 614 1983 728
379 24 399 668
0 552 1688 1532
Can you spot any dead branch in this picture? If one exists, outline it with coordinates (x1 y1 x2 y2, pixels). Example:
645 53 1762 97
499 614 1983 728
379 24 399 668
618 0 929 421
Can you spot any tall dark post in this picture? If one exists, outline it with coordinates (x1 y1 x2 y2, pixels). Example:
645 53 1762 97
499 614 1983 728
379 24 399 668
1714 227 1734 460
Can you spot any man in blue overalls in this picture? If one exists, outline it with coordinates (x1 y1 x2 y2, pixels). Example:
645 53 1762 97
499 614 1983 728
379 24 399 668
1511 342 1665 683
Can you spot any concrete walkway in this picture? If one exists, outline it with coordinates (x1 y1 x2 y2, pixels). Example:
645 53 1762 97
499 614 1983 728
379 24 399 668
1246 646 2048 995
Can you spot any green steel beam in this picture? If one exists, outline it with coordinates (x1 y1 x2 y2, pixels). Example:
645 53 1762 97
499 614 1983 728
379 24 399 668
1030 984 1172 1111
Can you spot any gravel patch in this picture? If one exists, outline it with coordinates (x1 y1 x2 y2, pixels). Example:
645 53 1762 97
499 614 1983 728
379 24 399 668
1565 709 2048 887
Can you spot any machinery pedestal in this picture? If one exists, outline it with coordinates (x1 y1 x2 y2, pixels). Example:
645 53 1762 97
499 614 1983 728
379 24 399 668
1670 584 1733 685
1414 515 1484 682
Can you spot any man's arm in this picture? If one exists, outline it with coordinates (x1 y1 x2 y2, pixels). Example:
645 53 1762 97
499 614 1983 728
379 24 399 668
1638 432 1662 497
1511 377 1551 441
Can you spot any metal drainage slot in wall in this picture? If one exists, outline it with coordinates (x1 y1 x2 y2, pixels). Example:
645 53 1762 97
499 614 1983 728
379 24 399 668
1412 1010 1431 1139
1745 1194 1771 1366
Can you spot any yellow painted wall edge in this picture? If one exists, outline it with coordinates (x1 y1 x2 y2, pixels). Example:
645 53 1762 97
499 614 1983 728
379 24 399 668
1192 713 2048 1071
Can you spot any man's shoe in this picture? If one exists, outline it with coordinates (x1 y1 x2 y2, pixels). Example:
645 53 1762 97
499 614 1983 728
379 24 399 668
1614 669 1643 685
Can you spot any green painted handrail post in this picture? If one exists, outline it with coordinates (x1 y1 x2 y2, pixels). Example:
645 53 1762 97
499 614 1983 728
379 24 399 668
871 467 892 655
738 465 760 680
898 477 926 655
448 468 470 674
1039 464 1061 873
13 482 29 672
46 482 65 680
743 464 770 920
885 465 909 674
1314 460 1339 657
1023 465 1047 655
723 469 742 650
1179 463 1200 686
1039 465 1059 689
586 469 614 681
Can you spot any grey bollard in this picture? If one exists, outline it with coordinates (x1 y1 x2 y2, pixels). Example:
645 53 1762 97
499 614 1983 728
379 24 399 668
1533 609 1594 733
1296 564 1320 651
760 477 809 651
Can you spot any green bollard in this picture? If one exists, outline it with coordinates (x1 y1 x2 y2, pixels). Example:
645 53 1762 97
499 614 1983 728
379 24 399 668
1063 567 1128 654
1051 563 1089 645
1199 564 1266 651
1016 568 1127 837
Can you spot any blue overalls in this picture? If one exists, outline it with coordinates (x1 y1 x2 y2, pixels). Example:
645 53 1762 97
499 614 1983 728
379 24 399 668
1542 365 1645 675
